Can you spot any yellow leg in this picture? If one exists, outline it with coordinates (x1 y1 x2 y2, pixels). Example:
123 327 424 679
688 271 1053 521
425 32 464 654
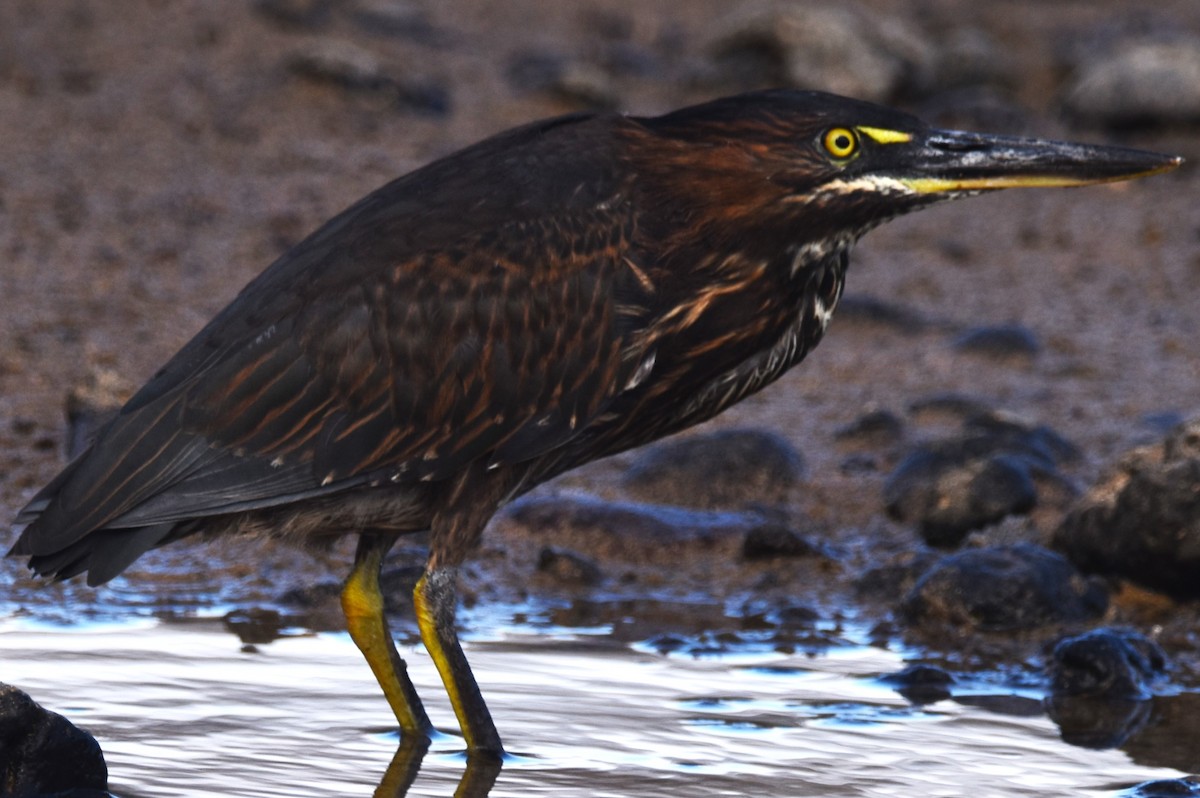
342 533 433 738
413 567 503 757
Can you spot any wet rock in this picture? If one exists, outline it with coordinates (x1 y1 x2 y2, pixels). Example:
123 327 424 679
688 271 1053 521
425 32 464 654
900 544 1108 632
701 1 930 101
1045 625 1169 749
0 683 107 797
537 546 603 587
287 40 450 115
1128 779 1200 798
1064 40 1200 127
879 664 954 704
741 523 819 560
621 428 804 510
884 413 1077 547
1048 628 1166 701
502 493 792 566
951 324 1041 361
1054 419 1200 598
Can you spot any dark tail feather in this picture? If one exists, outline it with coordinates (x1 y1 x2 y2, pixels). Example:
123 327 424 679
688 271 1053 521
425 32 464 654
19 523 180 586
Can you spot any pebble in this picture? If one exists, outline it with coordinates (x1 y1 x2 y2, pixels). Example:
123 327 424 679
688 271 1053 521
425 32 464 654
900 544 1108 632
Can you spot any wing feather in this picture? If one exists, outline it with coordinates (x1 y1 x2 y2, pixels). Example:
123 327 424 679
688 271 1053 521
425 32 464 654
13 112 660 579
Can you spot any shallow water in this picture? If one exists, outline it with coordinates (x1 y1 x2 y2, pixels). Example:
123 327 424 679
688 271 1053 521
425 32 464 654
0 616 1185 798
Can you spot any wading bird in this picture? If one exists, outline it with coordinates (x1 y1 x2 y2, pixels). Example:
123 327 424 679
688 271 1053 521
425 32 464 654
9 90 1180 759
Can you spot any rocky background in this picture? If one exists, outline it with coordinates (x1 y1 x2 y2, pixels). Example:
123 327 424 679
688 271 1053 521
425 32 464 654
2 0 1200 788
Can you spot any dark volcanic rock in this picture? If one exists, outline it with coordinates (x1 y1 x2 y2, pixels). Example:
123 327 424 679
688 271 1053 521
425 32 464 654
1046 628 1166 750
879 664 954 704
1054 419 1200 598
885 413 1077 547
900 544 1108 632
621 428 804 510
0 683 108 797
1048 628 1166 701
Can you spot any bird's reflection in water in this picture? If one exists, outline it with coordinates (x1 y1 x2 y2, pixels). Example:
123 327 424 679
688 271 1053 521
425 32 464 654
373 738 502 798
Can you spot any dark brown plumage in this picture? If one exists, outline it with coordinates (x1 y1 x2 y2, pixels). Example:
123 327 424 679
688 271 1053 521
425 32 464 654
9 90 1180 757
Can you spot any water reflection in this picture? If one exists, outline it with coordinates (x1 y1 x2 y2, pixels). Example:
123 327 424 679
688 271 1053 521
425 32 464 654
373 739 500 798
0 618 1189 797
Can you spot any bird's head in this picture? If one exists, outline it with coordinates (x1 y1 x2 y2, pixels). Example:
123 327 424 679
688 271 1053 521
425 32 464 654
631 90 1182 256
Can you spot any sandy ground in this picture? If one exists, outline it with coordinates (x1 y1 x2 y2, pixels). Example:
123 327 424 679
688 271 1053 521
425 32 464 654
1 0 1199 666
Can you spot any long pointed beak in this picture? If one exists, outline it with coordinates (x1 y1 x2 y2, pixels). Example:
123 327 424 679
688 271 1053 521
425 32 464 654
896 129 1183 195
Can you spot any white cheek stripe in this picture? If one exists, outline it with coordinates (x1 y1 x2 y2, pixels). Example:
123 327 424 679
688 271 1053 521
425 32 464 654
816 175 914 197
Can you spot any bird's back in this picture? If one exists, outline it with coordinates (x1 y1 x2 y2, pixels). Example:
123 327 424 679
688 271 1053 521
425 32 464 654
11 109 657 584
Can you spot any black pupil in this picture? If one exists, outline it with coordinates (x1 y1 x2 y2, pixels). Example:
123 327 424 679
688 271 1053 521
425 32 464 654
834 134 851 151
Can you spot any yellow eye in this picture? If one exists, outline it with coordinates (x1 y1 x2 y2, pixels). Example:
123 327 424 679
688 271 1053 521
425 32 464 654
822 127 859 160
